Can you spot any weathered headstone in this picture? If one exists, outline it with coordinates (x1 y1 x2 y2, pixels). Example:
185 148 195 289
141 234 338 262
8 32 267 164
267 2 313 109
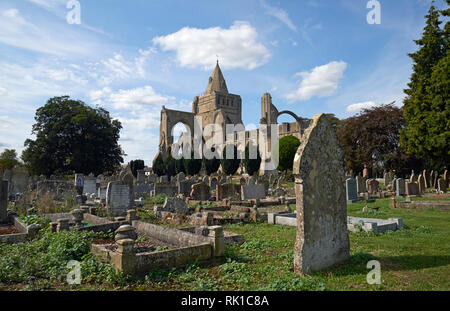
422 170 428 188
248 176 256 186
136 170 146 184
241 184 266 201
106 181 134 217
418 175 425 194
405 182 419 196
156 197 189 215
216 183 240 201
363 164 369 178
292 114 350 275
409 170 417 183
346 178 358 202
396 178 406 197
0 181 8 223
190 182 211 201
356 175 366 193
178 179 196 197
367 179 379 194
83 174 97 195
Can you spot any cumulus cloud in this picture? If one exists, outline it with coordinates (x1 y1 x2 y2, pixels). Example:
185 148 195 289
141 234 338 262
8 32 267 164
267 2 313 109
153 21 271 70
90 86 174 111
346 101 377 113
285 61 347 101
260 0 297 31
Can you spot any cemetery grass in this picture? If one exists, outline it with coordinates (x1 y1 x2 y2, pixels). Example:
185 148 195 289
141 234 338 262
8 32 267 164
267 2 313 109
136 198 450 291
1 198 449 291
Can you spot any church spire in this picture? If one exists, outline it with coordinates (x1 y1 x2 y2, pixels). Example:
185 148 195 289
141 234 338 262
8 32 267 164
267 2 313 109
205 61 228 95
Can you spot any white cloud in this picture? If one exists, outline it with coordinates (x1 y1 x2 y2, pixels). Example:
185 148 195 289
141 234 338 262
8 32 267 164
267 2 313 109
346 101 377 113
0 8 100 56
0 87 7 96
90 86 174 111
153 21 271 70
260 0 297 31
285 61 348 101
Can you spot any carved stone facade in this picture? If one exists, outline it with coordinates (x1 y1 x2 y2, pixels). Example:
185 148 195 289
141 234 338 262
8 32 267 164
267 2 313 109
154 62 310 173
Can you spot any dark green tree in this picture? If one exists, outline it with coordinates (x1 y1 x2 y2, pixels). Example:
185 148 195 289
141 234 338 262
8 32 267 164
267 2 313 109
0 149 21 174
184 152 202 176
401 2 449 170
203 147 220 175
153 153 165 176
242 144 261 176
22 96 123 176
175 157 186 174
221 144 241 175
164 155 176 178
129 159 145 178
277 136 300 171
337 104 423 176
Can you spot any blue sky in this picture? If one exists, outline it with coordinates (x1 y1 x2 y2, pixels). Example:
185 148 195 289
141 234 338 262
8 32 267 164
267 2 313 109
0 0 446 165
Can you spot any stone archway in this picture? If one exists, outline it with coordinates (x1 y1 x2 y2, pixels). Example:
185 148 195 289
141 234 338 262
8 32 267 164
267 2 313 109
158 106 195 161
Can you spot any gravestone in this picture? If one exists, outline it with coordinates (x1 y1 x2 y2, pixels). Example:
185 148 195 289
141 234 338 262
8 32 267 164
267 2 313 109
177 172 186 183
405 182 419 196
292 114 350 275
190 182 211 201
356 175 366 193
216 183 240 201
396 178 406 197
106 181 134 217
154 183 178 196
363 164 369 178
75 174 84 195
444 170 449 188
209 177 218 190
422 170 428 188
438 178 447 193
0 181 8 223
160 175 169 183
240 177 246 185
157 197 189 215
241 184 266 201
137 170 146 184
367 179 379 194
248 176 256 186
148 174 158 183
409 170 417 183
202 176 209 185
98 186 107 200
433 171 439 189
346 178 358 202
83 174 97 195
178 180 196 197
418 175 425 194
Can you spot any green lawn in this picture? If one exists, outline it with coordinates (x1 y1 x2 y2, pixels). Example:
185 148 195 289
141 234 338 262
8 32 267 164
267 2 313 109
1 198 449 291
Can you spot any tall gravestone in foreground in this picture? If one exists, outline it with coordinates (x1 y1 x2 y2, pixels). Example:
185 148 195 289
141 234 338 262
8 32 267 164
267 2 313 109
293 114 350 275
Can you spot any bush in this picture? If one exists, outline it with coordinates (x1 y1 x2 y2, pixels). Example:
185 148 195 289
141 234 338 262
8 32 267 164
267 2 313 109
153 153 165 177
203 147 220 175
221 144 241 175
184 152 202 176
0 231 124 287
242 144 261 176
164 155 176 178
277 136 300 171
